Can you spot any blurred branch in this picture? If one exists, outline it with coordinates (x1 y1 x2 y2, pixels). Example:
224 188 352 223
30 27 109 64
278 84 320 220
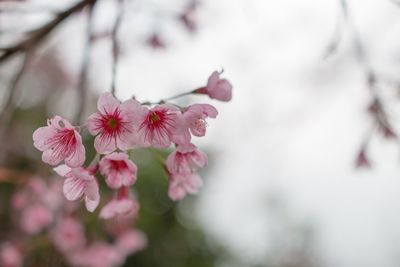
0 49 33 144
0 0 97 64
74 4 96 125
111 0 125 96
0 167 31 184
339 0 399 167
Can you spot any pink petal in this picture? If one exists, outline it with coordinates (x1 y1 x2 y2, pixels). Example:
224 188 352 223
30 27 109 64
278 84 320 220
48 115 73 130
42 147 64 166
53 164 71 176
63 176 85 201
206 71 220 90
32 126 57 151
85 194 100 212
86 112 103 136
94 134 116 154
64 132 85 167
97 92 120 114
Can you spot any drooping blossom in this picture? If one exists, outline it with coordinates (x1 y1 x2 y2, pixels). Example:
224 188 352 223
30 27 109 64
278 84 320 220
115 230 147 256
168 172 203 201
136 104 179 148
0 243 23 267
20 204 53 234
86 93 141 154
33 116 85 167
100 187 139 220
196 71 232 102
51 217 86 253
166 143 207 174
146 33 166 49
174 104 218 144
99 152 137 189
54 165 100 212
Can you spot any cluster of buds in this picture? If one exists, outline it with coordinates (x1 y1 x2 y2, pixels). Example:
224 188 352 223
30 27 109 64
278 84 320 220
32 71 232 217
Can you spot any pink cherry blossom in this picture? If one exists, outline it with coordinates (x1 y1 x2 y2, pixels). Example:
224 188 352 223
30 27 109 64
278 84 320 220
196 71 232 102
54 165 100 212
51 217 86 253
166 143 207 174
33 115 85 167
100 187 139 220
177 104 218 142
115 230 147 256
136 104 179 148
20 204 53 234
0 243 22 267
86 93 141 154
99 152 137 189
168 172 203 201
69 242 123 267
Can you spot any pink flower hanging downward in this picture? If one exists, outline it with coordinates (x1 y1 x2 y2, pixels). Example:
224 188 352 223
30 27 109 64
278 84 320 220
196 71 232 102
173 104 218 145
166 143 208 174
33 116 85 167
54 165 100 212
99 152 138 189
136 104 179 148
168 172 203 201
100 187 139 220
51 217 86 253
86 93 141 154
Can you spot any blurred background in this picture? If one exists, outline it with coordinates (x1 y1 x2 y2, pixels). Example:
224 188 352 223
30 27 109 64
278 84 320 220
2 0 400 266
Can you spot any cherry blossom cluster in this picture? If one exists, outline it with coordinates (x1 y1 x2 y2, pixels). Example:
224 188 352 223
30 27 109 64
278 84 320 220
0 177 146 267
32 71 232 216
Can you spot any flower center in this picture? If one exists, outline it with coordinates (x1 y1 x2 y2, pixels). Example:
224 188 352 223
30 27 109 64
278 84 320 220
107 118 118 129
150 112 160 123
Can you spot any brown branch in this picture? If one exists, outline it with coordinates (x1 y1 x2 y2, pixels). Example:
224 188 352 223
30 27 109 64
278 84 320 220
0 49 33 141
74 3 96 125
110 0 124 96
0 0 97 64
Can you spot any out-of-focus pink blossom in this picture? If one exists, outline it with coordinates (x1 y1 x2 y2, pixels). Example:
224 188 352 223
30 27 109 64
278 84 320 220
54 165 100 212
69 242 123 267
11 192 27 210
168 172 203 201
0 243 22 267
99 152 137 189
136 104 179 148
20 204 53 234
86 93 141 154
196 71 232 102
33 116 85 167
51 217 86 253
115 230 147 256
166 143 207 174
146 33 166 49
100 187 139 220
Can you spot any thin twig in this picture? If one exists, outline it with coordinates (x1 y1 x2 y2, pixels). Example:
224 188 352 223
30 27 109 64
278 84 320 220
110 0 125 96
74 3 96 125
0 0 97 64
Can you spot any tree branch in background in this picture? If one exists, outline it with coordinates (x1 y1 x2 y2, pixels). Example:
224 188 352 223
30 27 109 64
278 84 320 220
110 0 125 96
0 50 33 140
338 0 398 167
0 0 97 64
74 3 96 125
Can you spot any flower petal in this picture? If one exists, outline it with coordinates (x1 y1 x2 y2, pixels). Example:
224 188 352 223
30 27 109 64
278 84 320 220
63 176 85 201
